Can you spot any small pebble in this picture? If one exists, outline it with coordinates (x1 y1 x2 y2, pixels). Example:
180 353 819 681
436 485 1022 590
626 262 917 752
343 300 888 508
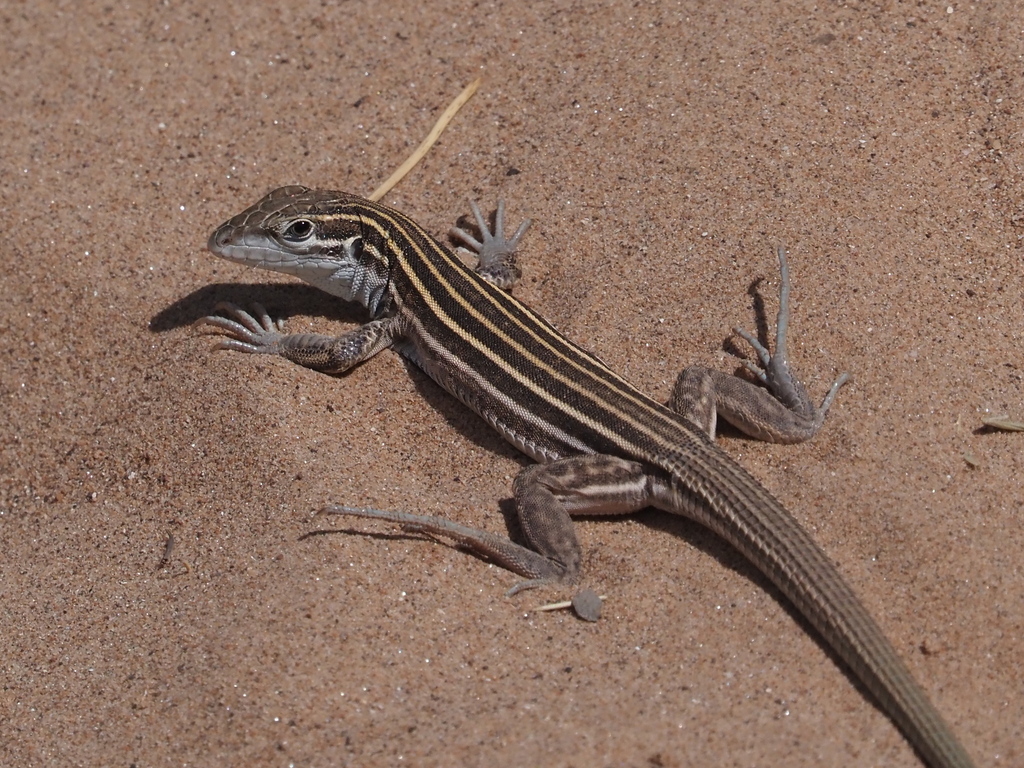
571 588 602 622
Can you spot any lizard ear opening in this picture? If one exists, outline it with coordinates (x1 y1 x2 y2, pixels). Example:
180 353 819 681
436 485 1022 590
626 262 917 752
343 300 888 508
349 236 363 258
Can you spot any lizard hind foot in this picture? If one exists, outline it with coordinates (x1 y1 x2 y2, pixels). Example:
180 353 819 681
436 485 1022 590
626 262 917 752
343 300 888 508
732 246 850 427
319 504 572 587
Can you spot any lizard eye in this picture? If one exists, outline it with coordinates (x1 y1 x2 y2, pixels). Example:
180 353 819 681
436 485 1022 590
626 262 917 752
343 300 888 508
282 219 314 242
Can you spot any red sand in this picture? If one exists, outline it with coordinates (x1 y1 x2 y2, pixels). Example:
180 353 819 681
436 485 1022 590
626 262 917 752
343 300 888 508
3 2 1019 765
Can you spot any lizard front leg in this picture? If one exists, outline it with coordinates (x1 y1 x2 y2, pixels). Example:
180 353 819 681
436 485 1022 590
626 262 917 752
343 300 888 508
196 301 401 375
324 453 657 593
450 199 532 290
670 247 849 443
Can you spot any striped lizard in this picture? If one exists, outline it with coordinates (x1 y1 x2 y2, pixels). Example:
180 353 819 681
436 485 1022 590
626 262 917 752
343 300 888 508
198 187 974 768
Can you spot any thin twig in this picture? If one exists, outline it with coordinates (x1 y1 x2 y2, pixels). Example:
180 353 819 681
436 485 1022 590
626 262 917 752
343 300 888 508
368 78 482 202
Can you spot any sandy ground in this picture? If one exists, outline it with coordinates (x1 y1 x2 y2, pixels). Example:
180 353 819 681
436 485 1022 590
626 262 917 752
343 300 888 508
2 1 1021 766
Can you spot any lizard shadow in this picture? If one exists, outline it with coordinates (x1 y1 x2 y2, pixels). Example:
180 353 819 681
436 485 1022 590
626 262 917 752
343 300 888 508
634 505 895 742
157 279 537 461
399 355 531 458
721 274 770 364
150 281 365 332
494 489 895 738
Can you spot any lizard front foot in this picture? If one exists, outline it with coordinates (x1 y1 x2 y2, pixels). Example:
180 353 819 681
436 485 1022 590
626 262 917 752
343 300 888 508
450 199 532 289
195 301 288 355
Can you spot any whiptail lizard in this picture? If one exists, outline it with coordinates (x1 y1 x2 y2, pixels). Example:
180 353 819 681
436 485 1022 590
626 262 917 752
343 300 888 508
198 186 975 768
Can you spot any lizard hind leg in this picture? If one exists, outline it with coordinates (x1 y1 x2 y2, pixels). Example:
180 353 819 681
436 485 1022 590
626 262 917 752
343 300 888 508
319 502 572 592
320 454 655 594
669 246 849 445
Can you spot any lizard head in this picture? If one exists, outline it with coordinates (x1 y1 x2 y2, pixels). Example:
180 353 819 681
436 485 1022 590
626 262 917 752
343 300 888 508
207 186 393 317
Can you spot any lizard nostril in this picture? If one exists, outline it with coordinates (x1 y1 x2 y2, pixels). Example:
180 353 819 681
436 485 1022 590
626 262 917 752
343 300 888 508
208 226 230 252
